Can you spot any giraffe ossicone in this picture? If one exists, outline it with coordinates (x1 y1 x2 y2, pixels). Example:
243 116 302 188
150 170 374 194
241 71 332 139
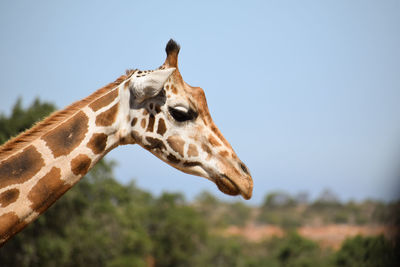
0 39 253 245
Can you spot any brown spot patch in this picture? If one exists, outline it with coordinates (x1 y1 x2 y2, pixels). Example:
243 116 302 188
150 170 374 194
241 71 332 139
131 117 138 127
171 85 178 94
144 137 166 151
0 212 20 242
141 118 147 129
155 105 161 114
201 143 212 154
146 115 155 132
187 144 198 157
142 109 149 116
87 133 108 154
208 135 221 147
157 118 167 135
28 167 70 214
89 89 118 112
167 154 180 164
0 145 44 188
42 111 89 158
183 161 201 167
219 150 229 157
71 154 92 176
95 103 119 126
167 136 185 157
0 189 20 208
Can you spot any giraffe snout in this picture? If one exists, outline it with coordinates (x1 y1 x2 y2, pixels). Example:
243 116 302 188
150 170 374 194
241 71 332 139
214 157 253 200
215 172 253 200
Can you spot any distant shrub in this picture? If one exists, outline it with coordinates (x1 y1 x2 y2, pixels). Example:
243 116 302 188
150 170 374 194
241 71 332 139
333 235 400 267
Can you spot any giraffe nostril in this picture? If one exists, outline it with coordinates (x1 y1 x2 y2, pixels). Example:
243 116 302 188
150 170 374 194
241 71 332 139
239 162 249 175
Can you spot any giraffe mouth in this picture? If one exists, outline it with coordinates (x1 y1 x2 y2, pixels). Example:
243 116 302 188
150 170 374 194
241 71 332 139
215 174 252 200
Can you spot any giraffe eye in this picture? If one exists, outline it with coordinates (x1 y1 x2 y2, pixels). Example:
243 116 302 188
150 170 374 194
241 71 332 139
169 106 198 122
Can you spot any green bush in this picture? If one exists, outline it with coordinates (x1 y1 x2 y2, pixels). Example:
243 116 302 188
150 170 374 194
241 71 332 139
333 235 400 267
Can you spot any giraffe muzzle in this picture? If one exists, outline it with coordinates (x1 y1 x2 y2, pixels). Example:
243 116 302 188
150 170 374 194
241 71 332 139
216 174 253 200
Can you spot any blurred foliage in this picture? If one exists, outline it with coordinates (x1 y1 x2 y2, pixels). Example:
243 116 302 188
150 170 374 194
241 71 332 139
333 235 400 267
0 98 399 266
258 189 400 227
195 235 249 267
0 98 55 144
147 193 207 267
194 191 252 228
257 232 331 267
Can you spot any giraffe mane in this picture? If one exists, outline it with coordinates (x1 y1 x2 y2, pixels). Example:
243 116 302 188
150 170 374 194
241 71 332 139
0 69 136 161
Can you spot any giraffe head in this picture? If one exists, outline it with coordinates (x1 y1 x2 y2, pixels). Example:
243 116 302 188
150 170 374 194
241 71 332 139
124 40 253 199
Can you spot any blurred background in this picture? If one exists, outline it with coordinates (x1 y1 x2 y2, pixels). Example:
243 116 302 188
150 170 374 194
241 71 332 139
0 1 399 266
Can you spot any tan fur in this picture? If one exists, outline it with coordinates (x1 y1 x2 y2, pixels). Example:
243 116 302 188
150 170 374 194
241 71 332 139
87 133 108 155
42 111 89 158
146 115 155 132
95 103 119 126
71 154 92 176
28 167 65 214
0 146 44 188
187 144 199 157
0 212 20 242
0 71 135 161
167 135 185 157
89 89 119 112
0 189 20 208
156 118 167 135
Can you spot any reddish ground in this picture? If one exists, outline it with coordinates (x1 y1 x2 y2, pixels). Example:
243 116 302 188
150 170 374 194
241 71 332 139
224 225 284 242
224 224 399 249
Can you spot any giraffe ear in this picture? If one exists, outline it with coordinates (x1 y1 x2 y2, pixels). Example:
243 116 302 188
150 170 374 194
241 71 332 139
131 68 175 102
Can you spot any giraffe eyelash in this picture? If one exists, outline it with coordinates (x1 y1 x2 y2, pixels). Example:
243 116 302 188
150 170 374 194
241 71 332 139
168 106 198 122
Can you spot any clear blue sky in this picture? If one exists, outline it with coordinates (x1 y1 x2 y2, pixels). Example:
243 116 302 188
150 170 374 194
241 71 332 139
1 1 399 204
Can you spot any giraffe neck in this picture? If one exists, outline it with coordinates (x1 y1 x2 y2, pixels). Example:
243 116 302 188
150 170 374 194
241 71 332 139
0 75 134 245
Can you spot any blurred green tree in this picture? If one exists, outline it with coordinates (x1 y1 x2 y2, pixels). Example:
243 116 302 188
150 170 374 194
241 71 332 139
333 235 400 267
270 232 329 267
258 191 301 229
148 192 207 267
0 98 55 144
194 191 251 228
223 201 252 227
195 235 248 267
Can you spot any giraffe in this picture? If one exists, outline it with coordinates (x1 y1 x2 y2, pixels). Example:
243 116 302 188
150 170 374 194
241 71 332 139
0 39 253 245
